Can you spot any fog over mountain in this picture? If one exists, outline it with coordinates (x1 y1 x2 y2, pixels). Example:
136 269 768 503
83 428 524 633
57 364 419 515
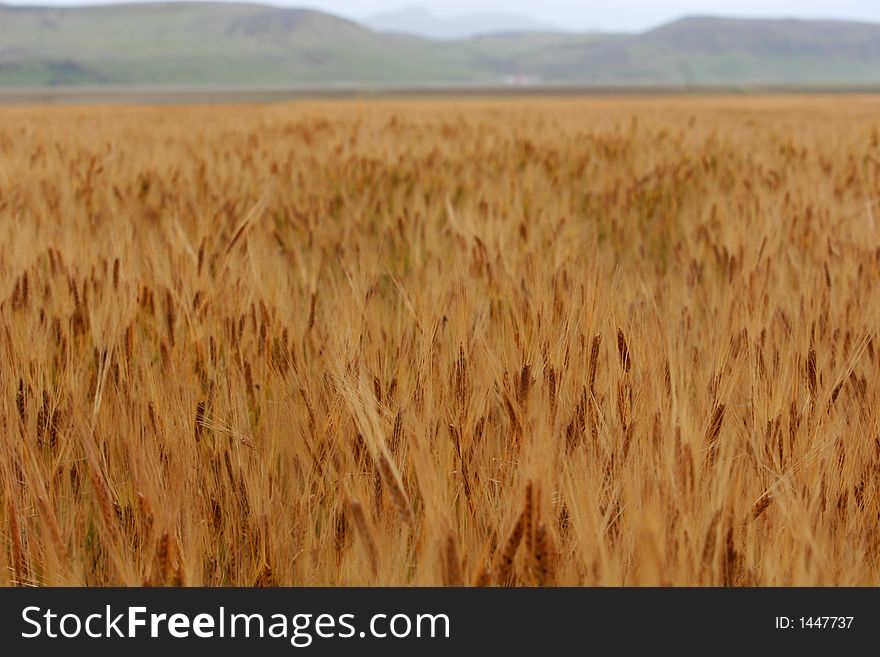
364 5 560 39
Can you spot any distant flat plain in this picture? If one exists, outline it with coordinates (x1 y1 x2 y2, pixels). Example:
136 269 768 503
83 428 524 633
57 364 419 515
3 85 880 105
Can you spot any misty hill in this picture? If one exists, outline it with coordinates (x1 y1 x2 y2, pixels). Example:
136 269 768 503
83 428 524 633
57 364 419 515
543 16 880 85
2 4 880 88
0 2 488 86
364 5 559 40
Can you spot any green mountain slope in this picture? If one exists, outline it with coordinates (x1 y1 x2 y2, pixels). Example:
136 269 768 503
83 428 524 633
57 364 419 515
1 4 880 87
510 17 880 85
0 2 490 86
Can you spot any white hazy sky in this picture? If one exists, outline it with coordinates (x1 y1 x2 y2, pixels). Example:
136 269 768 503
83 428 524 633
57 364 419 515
7 1 880 31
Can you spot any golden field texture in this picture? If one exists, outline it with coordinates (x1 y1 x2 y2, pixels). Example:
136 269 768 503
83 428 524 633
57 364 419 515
2 96 880 586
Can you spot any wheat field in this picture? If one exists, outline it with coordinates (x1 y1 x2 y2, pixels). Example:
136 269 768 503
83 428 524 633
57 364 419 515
1 96 880 586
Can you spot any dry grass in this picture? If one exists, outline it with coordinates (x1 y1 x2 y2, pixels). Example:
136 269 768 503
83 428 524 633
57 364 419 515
2 96 880 586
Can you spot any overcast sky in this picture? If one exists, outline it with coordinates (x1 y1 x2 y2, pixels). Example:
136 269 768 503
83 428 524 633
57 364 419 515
8 1 880 31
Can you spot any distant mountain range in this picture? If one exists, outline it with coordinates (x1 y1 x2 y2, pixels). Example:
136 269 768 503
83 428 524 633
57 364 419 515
364 5 559 40
1 3 880 88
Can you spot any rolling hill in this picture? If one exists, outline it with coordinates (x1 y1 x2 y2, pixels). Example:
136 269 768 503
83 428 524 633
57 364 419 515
530 17 880 85
1 3 880 88
0 3 488 86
